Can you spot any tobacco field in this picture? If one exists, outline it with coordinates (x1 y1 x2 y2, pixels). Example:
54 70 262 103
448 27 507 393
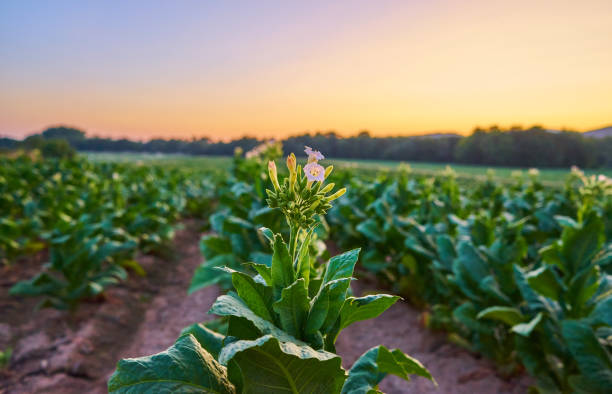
1 144 611 394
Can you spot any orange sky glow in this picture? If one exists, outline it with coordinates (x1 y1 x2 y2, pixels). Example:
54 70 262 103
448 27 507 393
1 0 611 141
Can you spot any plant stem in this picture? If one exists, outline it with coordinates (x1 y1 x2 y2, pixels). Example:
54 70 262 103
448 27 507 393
289 224 299 265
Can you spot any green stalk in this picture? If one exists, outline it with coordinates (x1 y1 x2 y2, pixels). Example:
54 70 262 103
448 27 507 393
289 223 300 266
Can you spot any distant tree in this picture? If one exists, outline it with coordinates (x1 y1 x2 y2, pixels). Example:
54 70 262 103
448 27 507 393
40 139 76 159
0 137 17 149
7 124 610 168
20 135 46 150
16 135 75 159
41 126 86 142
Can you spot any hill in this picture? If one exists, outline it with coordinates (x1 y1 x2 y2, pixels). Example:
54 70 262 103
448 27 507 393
584 126 612 139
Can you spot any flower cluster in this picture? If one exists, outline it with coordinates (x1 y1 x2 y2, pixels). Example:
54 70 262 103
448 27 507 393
303 146 326 183
441 165 457 179
580 173 612 198
267 146 345 230
528 168 540 180
244 140 283 160
397 162 412 174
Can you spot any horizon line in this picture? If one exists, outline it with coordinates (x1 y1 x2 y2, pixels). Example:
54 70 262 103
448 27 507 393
1 122 611 143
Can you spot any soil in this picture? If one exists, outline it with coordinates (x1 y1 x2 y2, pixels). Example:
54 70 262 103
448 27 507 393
0 222 532 393
0 220 219 394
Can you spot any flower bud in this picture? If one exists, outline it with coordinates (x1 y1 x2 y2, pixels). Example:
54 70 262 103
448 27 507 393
287 153 297 190
268 161 281 191
326 188 346 201
286 153 296 174
324 165 333 179
319 183 335 194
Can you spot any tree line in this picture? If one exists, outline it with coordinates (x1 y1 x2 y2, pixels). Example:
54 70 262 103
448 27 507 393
1 125 610 168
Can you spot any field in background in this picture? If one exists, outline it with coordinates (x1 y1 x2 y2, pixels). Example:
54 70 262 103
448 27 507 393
85 152 612 184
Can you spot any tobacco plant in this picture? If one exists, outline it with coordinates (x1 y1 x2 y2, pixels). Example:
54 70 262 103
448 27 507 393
326 165 612 392
9 213 136 309
3 155 216 309
478 211 612 393
109 148 434 393
190 141 328 292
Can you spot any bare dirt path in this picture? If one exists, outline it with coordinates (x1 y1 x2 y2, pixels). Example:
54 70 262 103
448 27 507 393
1 223 531 393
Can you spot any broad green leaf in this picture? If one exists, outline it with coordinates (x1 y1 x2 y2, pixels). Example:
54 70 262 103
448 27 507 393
455 240 489 281
305 278 351 336
453 302 490 335
323 248 361 285
567 265 600 312
383 348 434 382
339 294 400 332
258 227 275 244
341 345 434 394
259 227 274 245
118 259 146 277
477 306 527 326
512 312 543 337
452 241 489 301
200 235 232 259
108 334 235 393
513 265 548 311
188 254 236 294
223 216 254 233
219 335 345 394
227 315 261 340
554 215 578 229
436 235 456 269
514 335 559 392
561 320 612 391
248 251 272 267
308 277 323 299
244 262 272 285
561 212 604 275
568 375 611 394
270 234 294 298
210 293 303 345
10 272 65 297
593 244 612 267
250 207 277 223
179 323 225 359
356 219 383 243
405 236 435 261
588 295 612 326
539 244 564 269
220 267 274 322
525 265 564 301
209 210 229 233
272 278 309 338
479 275 512 305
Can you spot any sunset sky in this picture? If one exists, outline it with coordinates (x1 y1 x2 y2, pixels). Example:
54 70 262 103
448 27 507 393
1 0 611 141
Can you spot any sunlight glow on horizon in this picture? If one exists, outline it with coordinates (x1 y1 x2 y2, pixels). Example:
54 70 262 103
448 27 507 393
1 0 611 140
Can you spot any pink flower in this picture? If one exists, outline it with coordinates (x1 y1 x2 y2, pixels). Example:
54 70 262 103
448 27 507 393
304 146 324 161
304 162 325 182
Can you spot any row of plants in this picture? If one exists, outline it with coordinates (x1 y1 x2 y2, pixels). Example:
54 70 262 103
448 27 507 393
326 165 612 393
1 154 216 309
109 147 435 393
10 142 607 391
175 142 610 392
